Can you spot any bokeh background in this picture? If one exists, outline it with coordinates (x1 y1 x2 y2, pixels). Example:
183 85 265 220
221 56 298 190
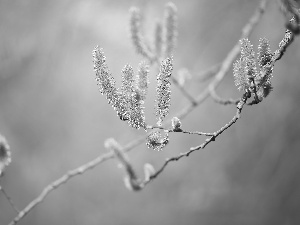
1 0 300 224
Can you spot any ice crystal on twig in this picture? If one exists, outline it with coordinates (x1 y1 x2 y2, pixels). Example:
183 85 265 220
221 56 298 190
93 46 118 104
121 64 135 94
93 47 128 122
257 37 272 68
146 131 169 151
121 64 146 130
233 58 248 91
127 92 146 130
155 57 173 126
240 38 257 78
256 38 273 99
233 38 257 91
93 47 147 129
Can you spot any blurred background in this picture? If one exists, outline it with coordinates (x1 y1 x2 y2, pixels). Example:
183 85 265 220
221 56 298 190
0 0 300 224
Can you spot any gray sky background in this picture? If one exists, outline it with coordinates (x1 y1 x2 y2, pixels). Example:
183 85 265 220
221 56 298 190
1 1 300 225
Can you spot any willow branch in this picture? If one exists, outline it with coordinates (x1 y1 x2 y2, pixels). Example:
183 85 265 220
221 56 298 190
120 0 269 189
7 0 269 224
142 92 249 186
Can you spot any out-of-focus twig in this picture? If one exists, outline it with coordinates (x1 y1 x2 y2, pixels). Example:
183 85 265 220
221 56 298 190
7 151 114 225
1 186 19 213
171 76 198 105
196 63 221 82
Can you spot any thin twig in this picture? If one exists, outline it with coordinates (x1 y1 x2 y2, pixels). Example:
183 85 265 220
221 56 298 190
7 133 146 225
196 63 221 82
1 186 20 213
210 88 240 105
142 93 249 186
7 152 115 225
171 76 198 105
173 130 215 136
147 125 215 136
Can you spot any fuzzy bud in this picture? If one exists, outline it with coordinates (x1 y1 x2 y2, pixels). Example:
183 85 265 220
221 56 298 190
171 117 182 131
146 131 169 151
143 163 156 181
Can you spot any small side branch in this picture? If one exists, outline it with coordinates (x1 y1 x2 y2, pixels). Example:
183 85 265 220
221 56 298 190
1 187 19 213
171 76 198 105
147 125 215 137
141 93 249 186
196 63 221 82
210 88 240 105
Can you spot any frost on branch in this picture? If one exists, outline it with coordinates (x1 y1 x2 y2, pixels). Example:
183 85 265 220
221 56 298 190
146 131 169 151
233 38 274 100
93 46 118 105
256 38 273 99
121 65 146 130
93 46 148 130
0 135 11 176
155 57 173 126
233 38 257 92
257 37 273 68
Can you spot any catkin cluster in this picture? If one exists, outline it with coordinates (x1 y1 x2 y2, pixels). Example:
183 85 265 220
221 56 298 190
93 47 151 130
233 38 274 100
94 2 178 151
129 2 177 62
